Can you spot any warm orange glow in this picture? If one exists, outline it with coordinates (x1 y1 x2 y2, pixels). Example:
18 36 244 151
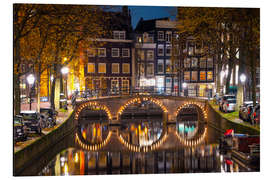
82 130 86 139
79 151 85 175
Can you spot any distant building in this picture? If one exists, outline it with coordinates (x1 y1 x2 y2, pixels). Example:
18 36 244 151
181 38 215 97
84 6 134 95
134 18 180 95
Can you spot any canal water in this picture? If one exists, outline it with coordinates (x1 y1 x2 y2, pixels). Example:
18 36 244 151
37 104 255 176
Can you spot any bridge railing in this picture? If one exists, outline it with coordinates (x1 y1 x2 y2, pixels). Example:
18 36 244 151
70 87 210 106
73 87 182 100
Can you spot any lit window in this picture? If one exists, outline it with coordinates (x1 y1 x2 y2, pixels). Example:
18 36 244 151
207 71 213 81
158 31 164 40
98 63 106 73
157 60 164 74
166 45 172 56
98 48 106 57
87 63 95 73
188 46 194 56
166 59 172 73
137 50 145 61
158 45 164 56
200 71 206 81
122 48 130 57
138 63 145 76
191 71 198 81
137 36 142 43
87 49 95 57
184 71 190 81
146 50 154 60
184 58 190 68
122 63 130 74
122 80 129 92
111 63 119 74
111 48 119 57
191 58 198 67
147 63 154 76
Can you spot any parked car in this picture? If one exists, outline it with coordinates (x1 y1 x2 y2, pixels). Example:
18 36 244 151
239 101 258 122
251 104 260 125
219 95 236 111
14 115 27 142
222 98 237 112
20 111 42 134
40 108 57 128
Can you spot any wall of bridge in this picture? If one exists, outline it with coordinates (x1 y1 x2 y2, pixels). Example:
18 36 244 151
75 95 208 123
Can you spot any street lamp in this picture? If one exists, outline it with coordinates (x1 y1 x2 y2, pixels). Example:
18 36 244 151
240 73 246 101
182 82 187 97
27 74 35 110
240 74 246 84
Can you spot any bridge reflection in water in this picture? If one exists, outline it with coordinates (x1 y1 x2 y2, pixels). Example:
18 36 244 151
38 103 248 175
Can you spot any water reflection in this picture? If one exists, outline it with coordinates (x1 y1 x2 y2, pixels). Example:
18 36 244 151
39 145 226 175
120 119 163 147
79 122 109 144
177 121 198 139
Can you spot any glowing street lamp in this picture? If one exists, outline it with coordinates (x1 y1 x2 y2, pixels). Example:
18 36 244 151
240 73 247 101
182 82 187 89
182 82 187 97
27 74 35 110
61 66 69 75
27 74 35 85
240 74 246 84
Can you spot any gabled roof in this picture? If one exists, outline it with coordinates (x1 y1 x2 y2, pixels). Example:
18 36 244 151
134 17 169 33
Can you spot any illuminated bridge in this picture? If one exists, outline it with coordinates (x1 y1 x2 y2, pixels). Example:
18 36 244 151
73 95 209 152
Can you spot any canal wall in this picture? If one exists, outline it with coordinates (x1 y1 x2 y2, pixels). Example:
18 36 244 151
14 111 76 176
206 102 260 135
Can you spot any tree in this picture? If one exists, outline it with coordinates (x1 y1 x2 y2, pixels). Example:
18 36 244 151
13 4 108 113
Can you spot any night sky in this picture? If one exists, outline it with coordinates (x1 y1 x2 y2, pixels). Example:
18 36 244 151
128 6 177 29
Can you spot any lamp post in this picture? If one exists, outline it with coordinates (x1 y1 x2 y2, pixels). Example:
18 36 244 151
182 82 187 97
27 74 35 110
61 66 69 98
240 74 246 101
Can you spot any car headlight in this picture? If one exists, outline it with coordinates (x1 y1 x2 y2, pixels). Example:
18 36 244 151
17 129 21 132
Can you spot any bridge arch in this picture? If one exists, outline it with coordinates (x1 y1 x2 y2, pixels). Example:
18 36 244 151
117 97 168 120
74 101 112 121
175 101 207 121
174 101 208 147
74 101 113 150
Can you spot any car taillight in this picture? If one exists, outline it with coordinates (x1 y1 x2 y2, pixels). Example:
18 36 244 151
253 112 256 117
227 104 229 107
248 108 250 114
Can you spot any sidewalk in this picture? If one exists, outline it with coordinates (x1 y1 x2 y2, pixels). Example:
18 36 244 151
15 103 73 153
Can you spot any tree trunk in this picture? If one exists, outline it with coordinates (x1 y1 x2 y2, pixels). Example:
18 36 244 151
36 73 41 113
250 50 257 107
216 62 222 95
14 74 21 115
225 61 233 94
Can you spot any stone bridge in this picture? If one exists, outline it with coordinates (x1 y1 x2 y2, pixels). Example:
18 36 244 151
74 95 208 123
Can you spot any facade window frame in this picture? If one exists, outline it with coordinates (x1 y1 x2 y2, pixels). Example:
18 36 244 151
158 31 164 41
112 48 120 57
87 63 95 73
122 48 130 57
122 63 130 74
111 63 119 74
98 63 106 74
98 48 106 57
